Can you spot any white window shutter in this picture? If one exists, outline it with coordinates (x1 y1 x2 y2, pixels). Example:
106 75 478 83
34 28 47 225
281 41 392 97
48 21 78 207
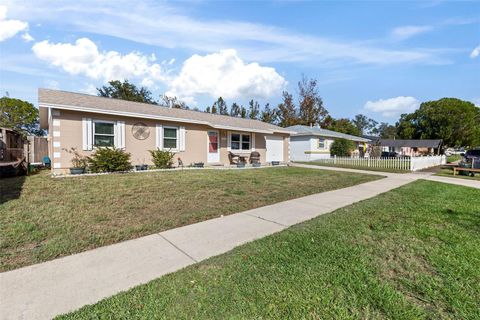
251 133 256 151
227 131 231 151
82 118 92 151
115 121 125 149
179 126 186 151
156 124 163 149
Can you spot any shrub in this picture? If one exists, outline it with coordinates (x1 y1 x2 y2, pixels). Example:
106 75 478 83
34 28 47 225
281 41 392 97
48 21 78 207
63 147 88 168
149 149 175 168
330 138 355 157
88 148 132 172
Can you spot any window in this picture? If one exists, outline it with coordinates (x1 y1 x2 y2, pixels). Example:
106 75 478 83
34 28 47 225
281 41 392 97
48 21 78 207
93 121 115 147
163 127 178 149
230 133 250 151
318 138 326 149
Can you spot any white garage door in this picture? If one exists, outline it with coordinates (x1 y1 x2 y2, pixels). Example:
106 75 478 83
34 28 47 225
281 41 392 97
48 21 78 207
266 135 284 162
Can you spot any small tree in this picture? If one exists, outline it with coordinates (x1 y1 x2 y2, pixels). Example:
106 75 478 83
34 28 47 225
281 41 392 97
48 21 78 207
149 149 175 168
88 148 132 172
330 138 355 157
0 96 45 136
63 147 88 169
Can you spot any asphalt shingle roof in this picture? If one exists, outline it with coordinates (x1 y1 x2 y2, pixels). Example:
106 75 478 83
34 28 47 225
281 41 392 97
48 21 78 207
287 125 370 142
38 89 291 134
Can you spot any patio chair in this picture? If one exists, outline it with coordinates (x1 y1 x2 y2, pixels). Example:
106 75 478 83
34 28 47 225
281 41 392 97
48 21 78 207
228 151 240 164
250 151 261 164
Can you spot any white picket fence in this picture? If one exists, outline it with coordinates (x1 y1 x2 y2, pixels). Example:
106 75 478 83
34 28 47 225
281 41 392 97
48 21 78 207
312 155 446 171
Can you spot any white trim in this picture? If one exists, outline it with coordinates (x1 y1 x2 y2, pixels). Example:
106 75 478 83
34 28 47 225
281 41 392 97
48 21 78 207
156 124 163 149
82 118 93 151
53 131 60 137
229 132 251 152
115 121 125 149
53 141 61 148
53 162 61 169
207 130 220 163
53 119 60 126
53 152 61 158
92 119 116 148
162 126 179 151
252 133 256 151
39 103 292 134
179 126 186 152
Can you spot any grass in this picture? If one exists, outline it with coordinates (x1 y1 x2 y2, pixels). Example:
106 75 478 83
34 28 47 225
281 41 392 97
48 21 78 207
0 167 380 271
298 161 410 173
447 154 462 163
435 167 480 181
58 180 480 319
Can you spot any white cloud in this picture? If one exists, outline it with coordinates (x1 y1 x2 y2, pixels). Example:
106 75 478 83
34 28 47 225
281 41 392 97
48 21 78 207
166 49 286 102
391 25 433 40
6 1 445 65
21 32 34 42
32 38 170 84
80 84 98 95
32 38 286 103
0 5 31 42
364 96 420 117
470 44 480 58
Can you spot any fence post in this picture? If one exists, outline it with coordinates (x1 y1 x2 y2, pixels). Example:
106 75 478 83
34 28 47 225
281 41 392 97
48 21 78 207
410 157 414 171
334 155 337 164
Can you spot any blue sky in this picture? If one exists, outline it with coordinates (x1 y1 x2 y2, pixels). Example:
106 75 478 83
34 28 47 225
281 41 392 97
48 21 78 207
0 0 479 123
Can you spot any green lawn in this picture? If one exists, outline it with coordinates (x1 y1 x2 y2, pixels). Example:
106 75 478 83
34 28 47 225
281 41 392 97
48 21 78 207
298 161 410 173
0 167 379 271
58 180 480 319
435 167 480 181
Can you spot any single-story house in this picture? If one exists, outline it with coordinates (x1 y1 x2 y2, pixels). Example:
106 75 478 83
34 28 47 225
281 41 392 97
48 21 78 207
38 89 292 174
376 139 443 156
287 124 370 161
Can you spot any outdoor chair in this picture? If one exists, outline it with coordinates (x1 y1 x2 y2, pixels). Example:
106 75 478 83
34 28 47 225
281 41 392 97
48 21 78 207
250 151 261 164
228 151 247 165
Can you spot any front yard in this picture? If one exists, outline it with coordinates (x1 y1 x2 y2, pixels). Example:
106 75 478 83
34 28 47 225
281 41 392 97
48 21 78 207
58 180 480 319
0 167 379 271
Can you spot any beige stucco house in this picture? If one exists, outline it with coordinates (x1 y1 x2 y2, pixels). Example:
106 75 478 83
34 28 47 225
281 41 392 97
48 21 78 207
39 89 292 173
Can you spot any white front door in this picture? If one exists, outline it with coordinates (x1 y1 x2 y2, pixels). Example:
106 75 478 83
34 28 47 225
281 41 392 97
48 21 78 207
207 131 220 163
266 135 284 162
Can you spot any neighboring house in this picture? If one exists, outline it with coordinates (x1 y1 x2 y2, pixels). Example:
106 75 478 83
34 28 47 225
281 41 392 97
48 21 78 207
38 89 292 174
287 125 370 161
376 139 443 156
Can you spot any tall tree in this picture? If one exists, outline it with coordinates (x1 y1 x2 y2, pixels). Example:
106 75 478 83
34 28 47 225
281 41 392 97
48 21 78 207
230 102 241 117
352 114 377 135
396 98 480 147
297 76 329 126
277 91 298 127
211 103 218 114
327 118 361 136
97 80 157 104
213 97 228 115
377 122 397 138
0 97 44 136
260 103 278 124
205 106 211 113
248 99 260 120
160 95 188 109
240 106 247 118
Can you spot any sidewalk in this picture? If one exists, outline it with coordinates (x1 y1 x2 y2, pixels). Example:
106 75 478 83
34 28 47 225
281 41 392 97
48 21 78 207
1 166 478 320
0 173 416 320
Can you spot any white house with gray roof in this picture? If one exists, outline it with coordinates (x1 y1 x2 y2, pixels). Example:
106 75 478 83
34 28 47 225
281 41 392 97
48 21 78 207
287 125 371 161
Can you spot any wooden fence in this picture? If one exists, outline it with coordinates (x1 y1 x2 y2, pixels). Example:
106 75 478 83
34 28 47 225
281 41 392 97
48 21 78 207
312 155 446 171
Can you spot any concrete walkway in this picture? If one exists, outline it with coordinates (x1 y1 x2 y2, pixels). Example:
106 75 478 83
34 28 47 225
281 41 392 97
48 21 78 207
1 166 478 320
